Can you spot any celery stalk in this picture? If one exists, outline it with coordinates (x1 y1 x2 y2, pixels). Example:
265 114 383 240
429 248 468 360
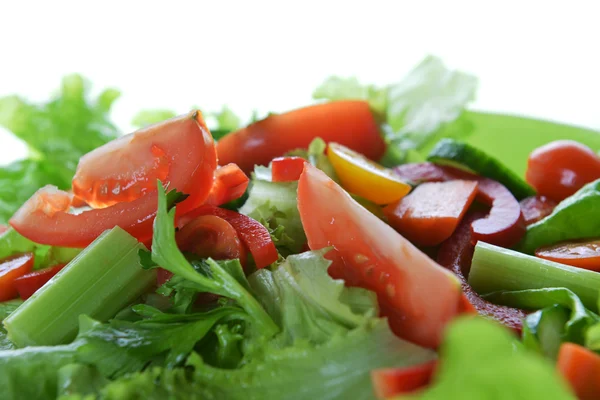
4 227 156 347
469 242 600 312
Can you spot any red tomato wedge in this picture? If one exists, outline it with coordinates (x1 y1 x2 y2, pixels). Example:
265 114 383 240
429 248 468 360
535 239 600 271
10 111 217 248
206 164 249 206
557 342 600 400
216 101 386 173
0 253 34 302
271 157 306 182
519 196 557 226
526 140 600 202
384 180 478 247
297 164 461 348
13 264 66 300
179 206 278 269
394 163 526 248
371 361 437 399
437 212 525 333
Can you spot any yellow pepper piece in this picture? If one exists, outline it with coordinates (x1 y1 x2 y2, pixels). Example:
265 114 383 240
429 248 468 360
327 142 411 205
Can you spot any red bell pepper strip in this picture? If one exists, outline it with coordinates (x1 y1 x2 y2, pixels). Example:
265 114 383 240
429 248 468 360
557 342 600 400
519 196 557 226
0 253 34 302
179 206 278 269
13 264 66 300
371 360 437 399
271 157 306 182
206 164 249 206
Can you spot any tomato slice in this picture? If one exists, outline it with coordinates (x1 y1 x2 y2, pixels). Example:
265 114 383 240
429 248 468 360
557 342 600 400
13 264 66 300
206 164 249 206
0 253 34 302
384 180 478 246
297 164 461 348
371 361 437 399
519 196 557 226
271 157 306 182
10 111 217 247
179 206 278 269
526 140 600 202
535 239 600 271
216 101 386 173
328 143 411 205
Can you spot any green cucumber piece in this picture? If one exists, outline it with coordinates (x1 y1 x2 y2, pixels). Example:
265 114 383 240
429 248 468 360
4 227 156 347
427 138 535 200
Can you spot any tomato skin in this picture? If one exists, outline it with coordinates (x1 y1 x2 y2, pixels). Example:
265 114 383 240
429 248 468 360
10 111 217 248
371 361 437 399
13 264 65 300
216 101 386 173
206 164 249 206
0 253 34 302
298 164 461 349
519 196 557 226
271 157 306 182
179 206 278 269
526 140 600 202
535 239 600 271
557 342 600 400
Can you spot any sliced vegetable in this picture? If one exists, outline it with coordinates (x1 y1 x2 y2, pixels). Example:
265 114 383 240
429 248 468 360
437 212 525 332
206 164 249 206
10 111 217 248
13 264 65 300
216 101 386 173
520 196 557 225
3 227 156 347
384 180 478 246
178 205 278 269
328 142 411 205
0 254 34 302
519 179 600 254
428 138 535 200
557 342 600 400
271 157 306 182
526 140 600 202
297 163 461 348
371 360 436 399
535 239 600 271
469 242 600 312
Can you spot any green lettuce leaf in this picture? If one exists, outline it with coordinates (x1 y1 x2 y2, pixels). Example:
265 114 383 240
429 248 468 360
131 109 177 128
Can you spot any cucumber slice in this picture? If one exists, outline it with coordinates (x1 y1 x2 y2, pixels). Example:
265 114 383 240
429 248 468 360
427 138 535 200
4 227 156 347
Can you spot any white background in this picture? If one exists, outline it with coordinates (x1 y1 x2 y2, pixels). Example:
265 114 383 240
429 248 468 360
1 0 598 164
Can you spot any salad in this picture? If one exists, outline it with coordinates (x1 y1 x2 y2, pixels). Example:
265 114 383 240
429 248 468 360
0 56 600 400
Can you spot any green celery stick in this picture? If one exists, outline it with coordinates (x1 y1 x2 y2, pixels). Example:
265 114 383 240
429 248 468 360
469 242 600 312
4 227 156 347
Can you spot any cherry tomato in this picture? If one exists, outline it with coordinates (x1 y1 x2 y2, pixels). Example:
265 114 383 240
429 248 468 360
328 143 411 205
371 361 437 399
0 253 34 302
13 264 66 300
535 239 600 271
10 111 217 247
526 140 600 202
297 163 461 349
557 342 600 400
216 101 386 173
206 164 249 206
271 157 306 182
519 196 557 226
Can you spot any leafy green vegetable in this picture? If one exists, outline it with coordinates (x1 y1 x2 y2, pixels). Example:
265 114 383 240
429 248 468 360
400 317 574 400
0 74 120 223
287 137 339 182
131 109 176 128
519 179 600 254
313 76 388 116
0 299 22 350
57 364 108 398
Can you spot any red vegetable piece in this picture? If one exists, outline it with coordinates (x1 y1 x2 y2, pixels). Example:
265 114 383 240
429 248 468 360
384 180 479 247
437 212 525 333
519 196 558 226
526 140 600 202
0 225 8 235
371 360 437 399
206 164 249 206
13 264 66 300
179 206 278 269
393 162 463 183
0 253 34 302
557 342 600 400
535 239 600 272
271 157 306 182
